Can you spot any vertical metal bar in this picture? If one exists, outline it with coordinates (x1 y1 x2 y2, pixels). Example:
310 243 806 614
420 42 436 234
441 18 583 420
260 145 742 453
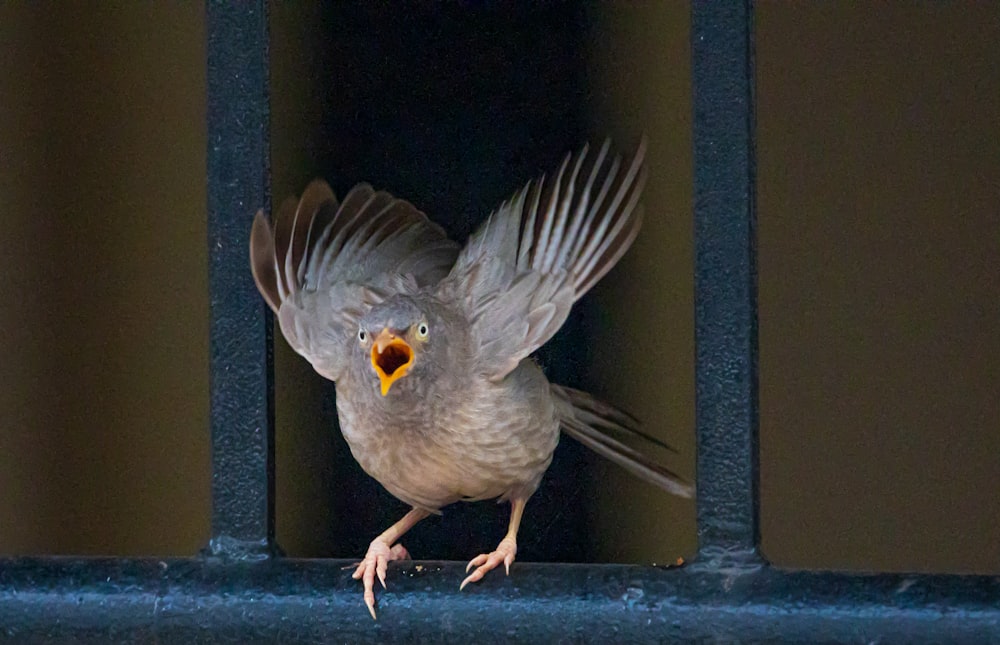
205 2 277 559
691 1 762 567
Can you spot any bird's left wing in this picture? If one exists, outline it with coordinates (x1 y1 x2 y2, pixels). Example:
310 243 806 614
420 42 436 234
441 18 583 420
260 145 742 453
438 140 646 381
251 180 460 381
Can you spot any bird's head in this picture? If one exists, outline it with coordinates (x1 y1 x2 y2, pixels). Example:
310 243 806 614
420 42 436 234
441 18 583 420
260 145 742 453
358 295 447 396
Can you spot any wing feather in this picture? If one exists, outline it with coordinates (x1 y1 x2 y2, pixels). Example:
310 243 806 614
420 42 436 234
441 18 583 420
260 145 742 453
250 179 459 381
439 139 647 380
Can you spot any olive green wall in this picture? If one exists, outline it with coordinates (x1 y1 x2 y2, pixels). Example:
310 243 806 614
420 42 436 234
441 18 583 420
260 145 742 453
270 4 341 558
756 4 1000 573
1 4 996 575
584 3 696 564
0 5 208 555
587 4 999 573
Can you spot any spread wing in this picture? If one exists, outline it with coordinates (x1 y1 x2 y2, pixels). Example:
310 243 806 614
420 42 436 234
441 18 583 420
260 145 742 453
438 139 647 380
250 180 460 381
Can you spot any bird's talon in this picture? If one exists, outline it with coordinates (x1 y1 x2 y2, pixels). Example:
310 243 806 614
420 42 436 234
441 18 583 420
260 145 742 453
459 569 483 591
461 539 518 589
354 536 414 619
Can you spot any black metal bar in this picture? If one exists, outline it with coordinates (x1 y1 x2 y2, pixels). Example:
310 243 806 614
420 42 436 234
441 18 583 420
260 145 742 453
692 0 761 565
1 558 997 643
205 2 277 559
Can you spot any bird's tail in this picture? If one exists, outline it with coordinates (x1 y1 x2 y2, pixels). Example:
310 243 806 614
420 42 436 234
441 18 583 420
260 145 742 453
552 384 694 498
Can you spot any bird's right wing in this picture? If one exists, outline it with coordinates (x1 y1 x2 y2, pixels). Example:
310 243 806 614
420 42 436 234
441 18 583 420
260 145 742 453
438 140 646 381
250 180 459 381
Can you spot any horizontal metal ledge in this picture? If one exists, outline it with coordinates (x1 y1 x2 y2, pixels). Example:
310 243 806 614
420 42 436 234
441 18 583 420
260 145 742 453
1 557 997 644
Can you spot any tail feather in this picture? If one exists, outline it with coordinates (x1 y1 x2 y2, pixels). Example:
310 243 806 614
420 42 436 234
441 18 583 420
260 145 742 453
553 384 694 499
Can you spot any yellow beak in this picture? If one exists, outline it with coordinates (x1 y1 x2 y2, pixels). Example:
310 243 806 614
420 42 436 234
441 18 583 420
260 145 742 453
371 328 414 396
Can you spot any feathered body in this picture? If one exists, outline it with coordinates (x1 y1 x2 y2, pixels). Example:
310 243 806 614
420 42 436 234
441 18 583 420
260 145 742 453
250 140 690 618
339 340 558 512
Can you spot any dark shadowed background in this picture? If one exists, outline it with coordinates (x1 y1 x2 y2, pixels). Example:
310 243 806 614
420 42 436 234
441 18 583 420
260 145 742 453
0 4 996 574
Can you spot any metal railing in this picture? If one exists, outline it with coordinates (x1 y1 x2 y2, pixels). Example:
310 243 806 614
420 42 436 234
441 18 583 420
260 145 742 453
1 3 997 643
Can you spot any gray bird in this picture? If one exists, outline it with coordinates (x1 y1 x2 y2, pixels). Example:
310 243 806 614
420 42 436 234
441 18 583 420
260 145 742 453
250 139 692 619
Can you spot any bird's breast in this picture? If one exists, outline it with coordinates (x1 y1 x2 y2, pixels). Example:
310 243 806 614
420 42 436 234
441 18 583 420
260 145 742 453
334 369 559 510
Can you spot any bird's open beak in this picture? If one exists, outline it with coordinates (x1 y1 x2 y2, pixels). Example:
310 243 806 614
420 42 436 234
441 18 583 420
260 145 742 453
371 329 414 396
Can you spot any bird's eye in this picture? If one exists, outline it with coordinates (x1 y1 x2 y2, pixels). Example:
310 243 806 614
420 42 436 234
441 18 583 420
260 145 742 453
416 322 429 339
358 329 367 343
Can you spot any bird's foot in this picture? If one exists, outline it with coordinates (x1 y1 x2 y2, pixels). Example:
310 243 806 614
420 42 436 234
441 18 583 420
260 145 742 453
460 535 517 590
351 538 411 619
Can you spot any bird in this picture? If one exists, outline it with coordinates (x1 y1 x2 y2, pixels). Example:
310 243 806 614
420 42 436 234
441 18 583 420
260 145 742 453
249 139 692 619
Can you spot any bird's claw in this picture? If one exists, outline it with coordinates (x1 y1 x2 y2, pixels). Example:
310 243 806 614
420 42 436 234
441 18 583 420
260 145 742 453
459 536 517 590
351 540 411 619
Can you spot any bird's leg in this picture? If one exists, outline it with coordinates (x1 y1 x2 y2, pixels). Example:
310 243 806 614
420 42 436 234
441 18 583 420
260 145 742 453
352 507 430 619
460 497 526 590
